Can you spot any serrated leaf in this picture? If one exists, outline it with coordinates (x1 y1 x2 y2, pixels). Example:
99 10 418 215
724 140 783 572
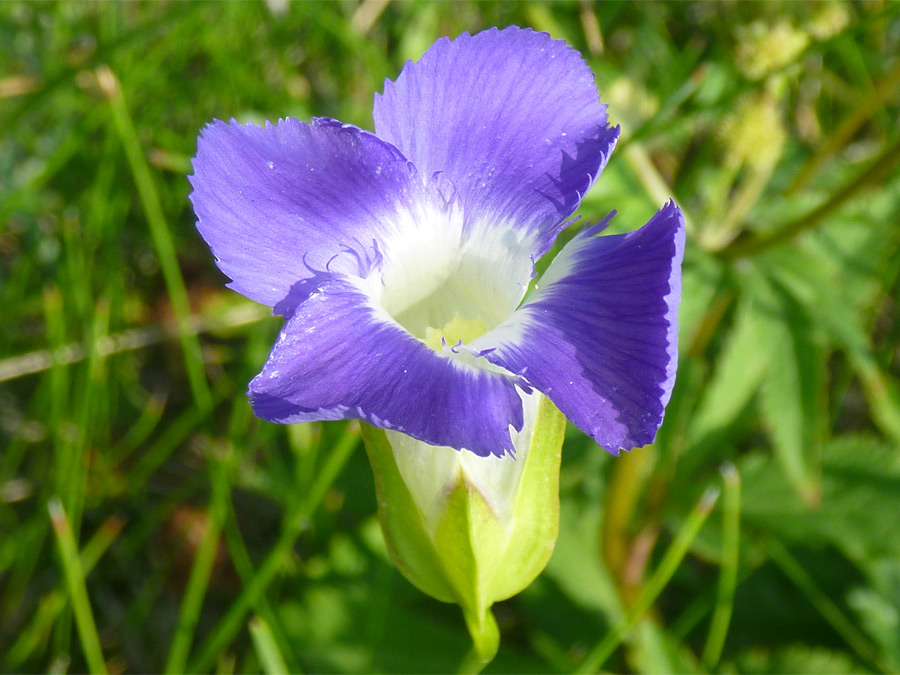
741 435 900 560
848 586 900 666
687 284 769 443
735 643 863 674
755 274 824 504
678 248 729 352
764 248 900 444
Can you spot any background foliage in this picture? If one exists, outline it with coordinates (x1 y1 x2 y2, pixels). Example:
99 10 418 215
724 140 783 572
3 1 900 673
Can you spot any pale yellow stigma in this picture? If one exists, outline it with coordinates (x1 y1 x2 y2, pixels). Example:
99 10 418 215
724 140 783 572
423 315 489 352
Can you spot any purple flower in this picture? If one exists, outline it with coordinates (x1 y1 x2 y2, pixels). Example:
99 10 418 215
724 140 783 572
190 27 684 459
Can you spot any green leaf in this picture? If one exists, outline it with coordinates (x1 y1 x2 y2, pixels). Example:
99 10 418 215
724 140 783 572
677 249 728 353
848 584 900 667
688 301 766 438
754 274 825 504
764 247 900 444
741 435 900 561
736 644 864 675
683 272 770 472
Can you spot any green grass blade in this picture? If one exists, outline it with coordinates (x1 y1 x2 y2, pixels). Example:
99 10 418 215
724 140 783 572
768 539 891 673
249 615 293 675
187 425 360 674
96 65 212 415
48 498 108 675
702 463 741 670
126 383 227 490
3 515 124 671
3 593 67 671
221 493 301 673
164 459 231 674
576 486 719 674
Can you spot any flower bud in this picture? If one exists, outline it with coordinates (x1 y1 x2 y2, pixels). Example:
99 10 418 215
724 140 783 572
361 392 565 619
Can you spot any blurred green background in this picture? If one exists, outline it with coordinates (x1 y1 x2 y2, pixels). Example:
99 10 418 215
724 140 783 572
3 1 900 673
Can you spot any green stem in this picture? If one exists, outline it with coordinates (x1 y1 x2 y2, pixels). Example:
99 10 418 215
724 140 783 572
602 444 657 609
710 160 778 251
622 143 686 231
789 60 900 194
722 135 900 259
458 605 500 675
577 486 719 674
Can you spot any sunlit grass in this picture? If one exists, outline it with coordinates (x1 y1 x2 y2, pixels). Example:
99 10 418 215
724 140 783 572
2 1 900 673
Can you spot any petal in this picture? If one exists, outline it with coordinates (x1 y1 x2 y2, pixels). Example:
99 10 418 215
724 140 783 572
373 27 619 254
249 270 527 457
469 202 685 453
386 389 541 528
190 118 427 310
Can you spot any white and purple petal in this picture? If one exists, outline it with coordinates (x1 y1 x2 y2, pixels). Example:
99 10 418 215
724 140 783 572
469 201 685 453
373 27 619 255
189 27 685 459
249 270 528 457
190 118 429 311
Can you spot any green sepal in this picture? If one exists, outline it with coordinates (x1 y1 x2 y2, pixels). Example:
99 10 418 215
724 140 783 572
490 393 566 601
361 394 566 614
361 423 458 603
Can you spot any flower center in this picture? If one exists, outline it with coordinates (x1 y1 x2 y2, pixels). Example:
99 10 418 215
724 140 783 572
423 315 489 351
372 207 536 349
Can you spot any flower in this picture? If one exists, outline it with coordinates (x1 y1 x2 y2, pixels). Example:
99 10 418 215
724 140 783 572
191 28 685 647
189 26 684 461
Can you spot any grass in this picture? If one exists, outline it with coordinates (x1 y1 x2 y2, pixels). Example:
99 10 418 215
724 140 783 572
2 1 900 673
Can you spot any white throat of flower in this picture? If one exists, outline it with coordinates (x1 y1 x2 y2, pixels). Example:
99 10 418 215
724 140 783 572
367 199 536 345
362 198 541 529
